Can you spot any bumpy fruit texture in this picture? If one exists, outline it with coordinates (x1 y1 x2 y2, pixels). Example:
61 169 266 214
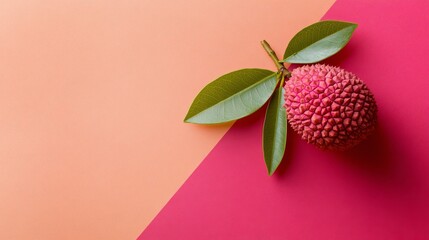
284 64 377 150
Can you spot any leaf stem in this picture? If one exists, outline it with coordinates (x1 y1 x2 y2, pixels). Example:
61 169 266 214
261 40 291 78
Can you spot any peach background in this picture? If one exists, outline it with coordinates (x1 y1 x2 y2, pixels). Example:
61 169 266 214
0 0 334 239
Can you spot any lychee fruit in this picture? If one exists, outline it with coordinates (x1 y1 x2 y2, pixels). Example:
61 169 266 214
284 64 377 150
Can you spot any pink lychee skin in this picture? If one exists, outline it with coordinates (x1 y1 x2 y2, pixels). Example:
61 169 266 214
284 64 377 150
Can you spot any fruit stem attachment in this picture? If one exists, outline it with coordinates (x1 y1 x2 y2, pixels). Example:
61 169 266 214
260 40 291 78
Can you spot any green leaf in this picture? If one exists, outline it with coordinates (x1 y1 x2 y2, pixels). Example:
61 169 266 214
184 69 277 124
281 20 357 64
263 85 287 175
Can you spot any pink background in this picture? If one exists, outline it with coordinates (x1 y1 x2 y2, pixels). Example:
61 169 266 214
139 0 429 239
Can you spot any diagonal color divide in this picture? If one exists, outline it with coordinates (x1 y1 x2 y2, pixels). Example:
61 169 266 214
138 0 429 239
0 0 335 239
